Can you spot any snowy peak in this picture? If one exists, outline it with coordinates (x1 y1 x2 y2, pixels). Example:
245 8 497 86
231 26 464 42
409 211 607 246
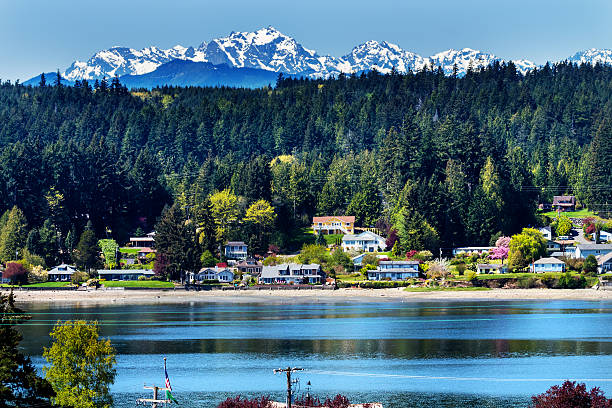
568 48 612 66
58 27 612 84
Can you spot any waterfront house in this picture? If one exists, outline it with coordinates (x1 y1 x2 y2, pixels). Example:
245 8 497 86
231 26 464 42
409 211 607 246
452 247 494 256
97 269 155 280
597 252 612 274
539 226 553 240
532 257 566 273
352 253 387 268
235 257 263 275
341 231 387 252
224 241 248 260
137 247 156 261
575 244 612 259
476 264 508 274
192 267 234 283
0 270 10 284
552 195 576 212
48 264 78 281
599 230 612 243
129 231 155 249
312 216 355 235
546 240 562 252
367 260 420 281
259 263 323 284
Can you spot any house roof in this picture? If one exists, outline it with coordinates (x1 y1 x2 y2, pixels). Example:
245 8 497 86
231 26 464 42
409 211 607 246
226 241 246 246
98 269 154 275
577 244 612 250
138 247 156 253
342 231 384 241
534 257 565 264
312 216 355 224
48 264 77 274
597 252 612 266
477 264 506 268
379 260 420 265
552 195 576 205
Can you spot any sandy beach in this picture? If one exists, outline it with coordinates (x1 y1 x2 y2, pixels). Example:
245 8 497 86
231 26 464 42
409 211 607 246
6 287 612 305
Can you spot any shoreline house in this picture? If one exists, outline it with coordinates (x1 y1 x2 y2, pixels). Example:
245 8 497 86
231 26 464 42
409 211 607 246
367 260 420 281
341 231 387 253
476 264 509 274
552 195 576 212
48 264 78 281
452 247 494 256
191 267 234 283
531 257 566 273
97 269 155 280
575 244 612 259
235 258 263 276
224 241 248 260
598 230 612 243
129 231 155 249
312 216 355 235
352 253 387 268
597 252 612 274
259 264 323 285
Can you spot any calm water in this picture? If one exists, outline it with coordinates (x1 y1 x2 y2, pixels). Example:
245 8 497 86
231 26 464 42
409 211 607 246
17 300 612 407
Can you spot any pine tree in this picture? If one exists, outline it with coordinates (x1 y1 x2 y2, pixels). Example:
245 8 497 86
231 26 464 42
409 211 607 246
73 229 99 274
154 205 198 281
39 72 46 87
54 69 62 87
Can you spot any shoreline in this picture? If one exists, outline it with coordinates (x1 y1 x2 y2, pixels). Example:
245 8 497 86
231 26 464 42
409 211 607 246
5 287 612 305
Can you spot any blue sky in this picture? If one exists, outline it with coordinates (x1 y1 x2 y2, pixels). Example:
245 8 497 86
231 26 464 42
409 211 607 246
1 0 611 81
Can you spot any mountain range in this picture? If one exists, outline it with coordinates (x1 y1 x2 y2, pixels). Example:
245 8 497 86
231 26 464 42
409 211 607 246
23 26 612 88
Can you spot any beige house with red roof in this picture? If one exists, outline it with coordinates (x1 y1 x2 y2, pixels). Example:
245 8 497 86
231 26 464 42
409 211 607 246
312 216 355 235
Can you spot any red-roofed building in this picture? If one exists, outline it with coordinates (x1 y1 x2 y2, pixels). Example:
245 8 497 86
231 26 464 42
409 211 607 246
312 216 355 235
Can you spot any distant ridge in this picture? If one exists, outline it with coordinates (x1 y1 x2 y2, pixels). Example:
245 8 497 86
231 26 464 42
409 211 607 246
24 26 612 88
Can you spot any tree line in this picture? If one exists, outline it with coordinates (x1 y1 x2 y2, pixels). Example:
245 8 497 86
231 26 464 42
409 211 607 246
0 61 611 261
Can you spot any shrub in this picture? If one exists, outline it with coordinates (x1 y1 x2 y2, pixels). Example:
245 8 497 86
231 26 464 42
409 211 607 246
27 265 48 283
426 260 451 280
531 380 611 407
583 255 598 276
137 275 149 281
217 396 271 408
455 263 466 275
518 277 538 289
71 271 88 284
557 272 587 289
465 271 477 282
4 262 28 285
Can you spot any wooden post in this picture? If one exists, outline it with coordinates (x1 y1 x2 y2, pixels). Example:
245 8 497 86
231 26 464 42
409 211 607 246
273 367 303 408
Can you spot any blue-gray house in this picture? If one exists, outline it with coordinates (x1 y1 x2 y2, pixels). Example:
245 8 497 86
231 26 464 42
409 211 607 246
367 260 420 281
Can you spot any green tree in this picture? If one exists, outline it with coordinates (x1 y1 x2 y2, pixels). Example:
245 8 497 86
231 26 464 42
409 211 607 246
346 184 381 227
393 207 439 253
73 229 100 274
155 204 198 281
0 206 28 262
244 199 277 252
555 214 573 237
97 239 118 269
200 249 217 267
508 228 547 271
0 291 55 407
583 254 598 275
43 320 117 408
209 189 239 242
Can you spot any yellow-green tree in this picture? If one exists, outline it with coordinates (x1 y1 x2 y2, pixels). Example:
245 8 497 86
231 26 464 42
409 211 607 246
244 199 276 253
555 214 572 237
508 228 547 271
209 189 239 242
43 321 116 408
0 206 28 262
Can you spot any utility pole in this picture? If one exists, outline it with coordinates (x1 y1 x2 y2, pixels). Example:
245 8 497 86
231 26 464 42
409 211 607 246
137 384 169 408
274 366 302 408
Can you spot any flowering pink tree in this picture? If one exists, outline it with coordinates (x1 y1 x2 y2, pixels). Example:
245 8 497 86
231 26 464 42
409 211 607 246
490 236 510 264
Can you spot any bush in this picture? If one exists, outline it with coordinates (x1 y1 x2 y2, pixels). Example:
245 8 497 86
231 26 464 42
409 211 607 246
465 271 477 282
137 275 149 281
71 271 88 284
583 255 598 276
557 272 587 289
4 262 28 285
217 396 271 408
518 277 538 289
531 380 611 407
455 263 466 275
27 265 48 283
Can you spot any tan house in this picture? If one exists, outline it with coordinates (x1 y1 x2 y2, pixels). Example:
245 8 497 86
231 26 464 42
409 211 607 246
312 216 355 235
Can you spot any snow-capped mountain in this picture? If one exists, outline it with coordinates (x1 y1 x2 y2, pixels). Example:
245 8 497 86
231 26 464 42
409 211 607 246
54 26 612 86
568 48 612 66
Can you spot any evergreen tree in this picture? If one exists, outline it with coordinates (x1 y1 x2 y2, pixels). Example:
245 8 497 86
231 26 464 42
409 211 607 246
0 206 28 262
73 229 100 274
39 72 46 87
154 204 198 281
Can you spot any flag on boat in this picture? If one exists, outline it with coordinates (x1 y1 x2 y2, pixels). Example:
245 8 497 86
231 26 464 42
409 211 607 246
164 358 179 404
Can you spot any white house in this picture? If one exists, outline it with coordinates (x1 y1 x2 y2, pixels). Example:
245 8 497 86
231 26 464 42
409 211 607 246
476 264 508 274
192 267 234 283
539 226 553 241
367 260 420 281
129 231 155 248
598 230 612 243
341 231 387 253
575 244 612 259
597 252 612 274
532 257 566 273
452 247 494 256
48 264 78 281
224 241 248 260
259 264 323 284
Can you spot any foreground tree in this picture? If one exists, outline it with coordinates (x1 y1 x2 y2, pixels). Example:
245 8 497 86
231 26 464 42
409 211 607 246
0 291 55 407
508 228 547 271
43 320 117 408
531 380 611 408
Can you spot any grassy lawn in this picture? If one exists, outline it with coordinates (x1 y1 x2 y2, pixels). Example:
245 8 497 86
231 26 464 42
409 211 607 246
101 280 174 288
336 273 366 283
404 287 491 292
286 227 316 250
119 247 140 254
323 234 343 245
1 282 72 288
541 209 597 219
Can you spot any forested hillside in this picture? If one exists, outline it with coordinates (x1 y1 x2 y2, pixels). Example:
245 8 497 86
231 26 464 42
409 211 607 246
0 62 611 257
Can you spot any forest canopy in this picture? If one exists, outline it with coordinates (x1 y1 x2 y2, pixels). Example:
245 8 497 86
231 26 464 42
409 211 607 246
0 61 611 256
